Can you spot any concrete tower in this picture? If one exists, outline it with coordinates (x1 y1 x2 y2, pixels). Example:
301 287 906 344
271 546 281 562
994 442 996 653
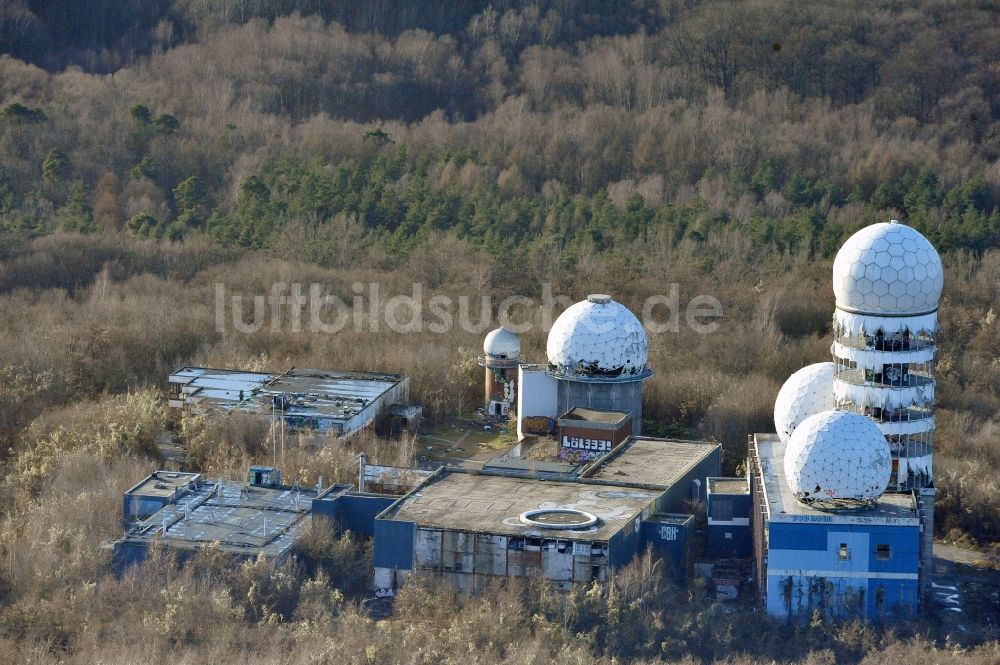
479 327 521 419
830 220 943 492
830 219 942 600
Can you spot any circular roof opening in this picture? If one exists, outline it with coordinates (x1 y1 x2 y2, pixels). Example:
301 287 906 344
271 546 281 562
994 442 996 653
519 508 598 530
587 294 612 304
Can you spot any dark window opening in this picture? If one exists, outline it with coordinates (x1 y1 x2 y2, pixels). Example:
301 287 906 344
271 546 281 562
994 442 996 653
876 543 891 560
713 498 734 521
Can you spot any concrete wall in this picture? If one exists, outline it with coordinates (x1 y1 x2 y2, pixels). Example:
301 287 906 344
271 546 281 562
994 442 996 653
343 377 410 436
916 488 935 602
708 521 752 559
113 541 150 574
112 542 204 575
485 366 517 413
765 521 921 621
558 418 632 458
313 493 398 538
556 379 645 435
707 483 752 559
122 495 168 521
517 366 559 439
654 445 722 513
643 515 694 583
381 526 611 590
609 514 645 567
373 518 415 590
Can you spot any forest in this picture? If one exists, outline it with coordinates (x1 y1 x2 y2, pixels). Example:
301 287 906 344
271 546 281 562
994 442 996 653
0 1 998 663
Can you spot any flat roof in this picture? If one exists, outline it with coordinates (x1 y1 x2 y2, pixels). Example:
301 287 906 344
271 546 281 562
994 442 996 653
559 408 630 425
481 457 580 476
753 433 918 526
169 367 405 425
379 470 659 541
647 513 694 525
122 478 351 557
125 471 200 499
582 437 719 489
708 477 749 495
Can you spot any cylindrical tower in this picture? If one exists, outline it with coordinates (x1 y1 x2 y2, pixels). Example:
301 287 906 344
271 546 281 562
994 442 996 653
830 220 943 491
546 294 652 434
479 327 522 419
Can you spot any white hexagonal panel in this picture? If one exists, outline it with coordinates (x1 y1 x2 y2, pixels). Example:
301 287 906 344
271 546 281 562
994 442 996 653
784 410 892 502
546 295 648 377
832 221 943 315
774 362 836 443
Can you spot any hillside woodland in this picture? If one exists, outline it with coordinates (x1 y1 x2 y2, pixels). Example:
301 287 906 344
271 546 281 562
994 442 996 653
0 1 998 663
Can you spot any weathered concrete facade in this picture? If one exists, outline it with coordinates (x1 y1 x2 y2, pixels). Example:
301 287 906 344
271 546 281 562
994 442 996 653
372 438 721 593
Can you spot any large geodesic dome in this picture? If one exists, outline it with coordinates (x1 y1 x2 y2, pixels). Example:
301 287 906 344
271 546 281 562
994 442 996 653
832 221 943 315
546 295 648 378
774 362 836 444
784 410 891 503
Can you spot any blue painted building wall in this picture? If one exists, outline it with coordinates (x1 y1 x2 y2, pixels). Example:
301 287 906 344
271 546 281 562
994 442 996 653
373 518 416 570
654 447 722 512
707 483 752 559
112 542 204 575
122 495 169 521
642 515 693 583
608 514 645 567
765 521 920 621
312 493 397 538
113 541 151 573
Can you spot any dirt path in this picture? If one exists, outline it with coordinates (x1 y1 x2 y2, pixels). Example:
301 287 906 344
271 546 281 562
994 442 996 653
931 542 1000 636
934 542 992 566
155 431 186 468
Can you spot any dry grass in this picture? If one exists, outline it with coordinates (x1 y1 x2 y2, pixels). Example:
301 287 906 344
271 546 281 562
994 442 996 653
0 234 996 662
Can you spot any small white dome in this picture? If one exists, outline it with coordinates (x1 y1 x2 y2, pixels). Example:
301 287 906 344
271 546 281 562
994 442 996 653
784 410 891 502
774 362 836 444
483 327 521 359
546 294 648 377
832 220 943 315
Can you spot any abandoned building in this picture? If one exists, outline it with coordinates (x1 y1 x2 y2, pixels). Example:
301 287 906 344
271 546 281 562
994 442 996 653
517 294 652 439
114 466 351 571
750 433 923 620
370 436 721 592
168 366 411 436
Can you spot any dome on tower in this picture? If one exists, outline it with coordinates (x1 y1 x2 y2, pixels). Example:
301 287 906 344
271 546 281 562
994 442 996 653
774 362 836 444
483 327 521 359
784 410 891 503
832 220 943 316
546 294 648 378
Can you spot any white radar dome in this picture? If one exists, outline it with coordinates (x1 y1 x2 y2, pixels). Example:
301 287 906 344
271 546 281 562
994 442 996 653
774 362 836 444
546 294 648 377
832 220 943 315
784 410 891 503
483 327 521 359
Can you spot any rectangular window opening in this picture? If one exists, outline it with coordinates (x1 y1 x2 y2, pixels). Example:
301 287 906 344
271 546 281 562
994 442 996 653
838 543 850 560
876 544 891 560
